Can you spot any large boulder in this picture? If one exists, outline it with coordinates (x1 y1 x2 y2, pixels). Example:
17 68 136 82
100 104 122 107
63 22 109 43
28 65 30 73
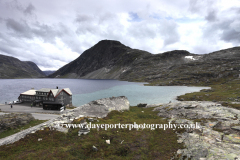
57 96 130 120
73 96 130 118
0 113 35 133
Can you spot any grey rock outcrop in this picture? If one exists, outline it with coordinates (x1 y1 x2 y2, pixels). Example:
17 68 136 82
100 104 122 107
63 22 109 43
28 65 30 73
153 101 240 159
78 122 90 136
71 96 130 118
0 113 35 133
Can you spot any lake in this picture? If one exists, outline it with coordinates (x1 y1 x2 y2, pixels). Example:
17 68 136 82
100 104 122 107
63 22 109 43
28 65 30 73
0 79 209 106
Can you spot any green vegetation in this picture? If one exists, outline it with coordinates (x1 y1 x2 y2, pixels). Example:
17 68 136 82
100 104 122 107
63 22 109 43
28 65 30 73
177 78 240 109
0 120 47 139
66 105 77 109
0 107 184 159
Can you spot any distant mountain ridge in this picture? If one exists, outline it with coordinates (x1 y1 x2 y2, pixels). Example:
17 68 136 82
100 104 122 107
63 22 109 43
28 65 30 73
0 54 45 78
43 70 56 76
49 40 240 86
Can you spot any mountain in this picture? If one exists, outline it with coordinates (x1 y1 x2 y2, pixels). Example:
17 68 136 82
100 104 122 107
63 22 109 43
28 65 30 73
49 40 151 79
43 70 56 76
121 47 240 85
25 61 46 76
49 40 240 86
0 54 45 78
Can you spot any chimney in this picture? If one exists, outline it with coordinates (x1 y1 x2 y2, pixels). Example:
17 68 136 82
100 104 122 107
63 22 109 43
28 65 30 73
56 86 58 89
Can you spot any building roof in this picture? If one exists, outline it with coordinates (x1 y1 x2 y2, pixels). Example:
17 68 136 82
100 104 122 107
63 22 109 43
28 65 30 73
21 89 37 95
54 88 72 98
50 89 61 97
21 88 72 97
40 88 72 97
36 88 51 92
63 88 72 95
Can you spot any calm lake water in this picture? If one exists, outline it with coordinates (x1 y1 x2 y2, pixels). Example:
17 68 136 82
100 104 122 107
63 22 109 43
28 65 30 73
0 79 209 106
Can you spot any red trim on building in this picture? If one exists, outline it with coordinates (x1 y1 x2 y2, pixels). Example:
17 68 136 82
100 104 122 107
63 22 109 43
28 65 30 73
48 90 53 97
54 89 71 98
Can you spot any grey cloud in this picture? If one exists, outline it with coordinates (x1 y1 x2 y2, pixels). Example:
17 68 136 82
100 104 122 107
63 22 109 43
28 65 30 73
75 13 120 36
5 18 32 38
5 0 35 16
0 45 15 56
75 14 97 35
160 20 180 46
32 22 61 43
205 10 217 22
76 24 98 35
24 3 35 15
98 12 116 23
75 14 93 23
127 10 180 46
128 22 157 39
57 23 83 53
202 8 240 44
188 0 217 21
0 33 69 70
188 0 214 13
5 0 24 12
5 18 78 49
5 18 59 43
220 24 240 44
75 11 181 49
192 45 211 54
189 0 202 13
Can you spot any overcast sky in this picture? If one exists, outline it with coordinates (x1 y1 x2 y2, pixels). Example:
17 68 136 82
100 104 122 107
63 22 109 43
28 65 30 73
0 0 240 71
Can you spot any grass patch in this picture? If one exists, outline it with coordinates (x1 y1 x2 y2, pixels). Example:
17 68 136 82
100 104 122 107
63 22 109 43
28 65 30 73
177 78 240 108
66 105 77 109
0 107 184 159
0 120 47 139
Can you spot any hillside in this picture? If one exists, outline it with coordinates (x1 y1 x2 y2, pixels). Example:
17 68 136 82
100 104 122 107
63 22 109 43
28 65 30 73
0 54 45 78
121 47 240 86
49 40 240 86
43 70 56 76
